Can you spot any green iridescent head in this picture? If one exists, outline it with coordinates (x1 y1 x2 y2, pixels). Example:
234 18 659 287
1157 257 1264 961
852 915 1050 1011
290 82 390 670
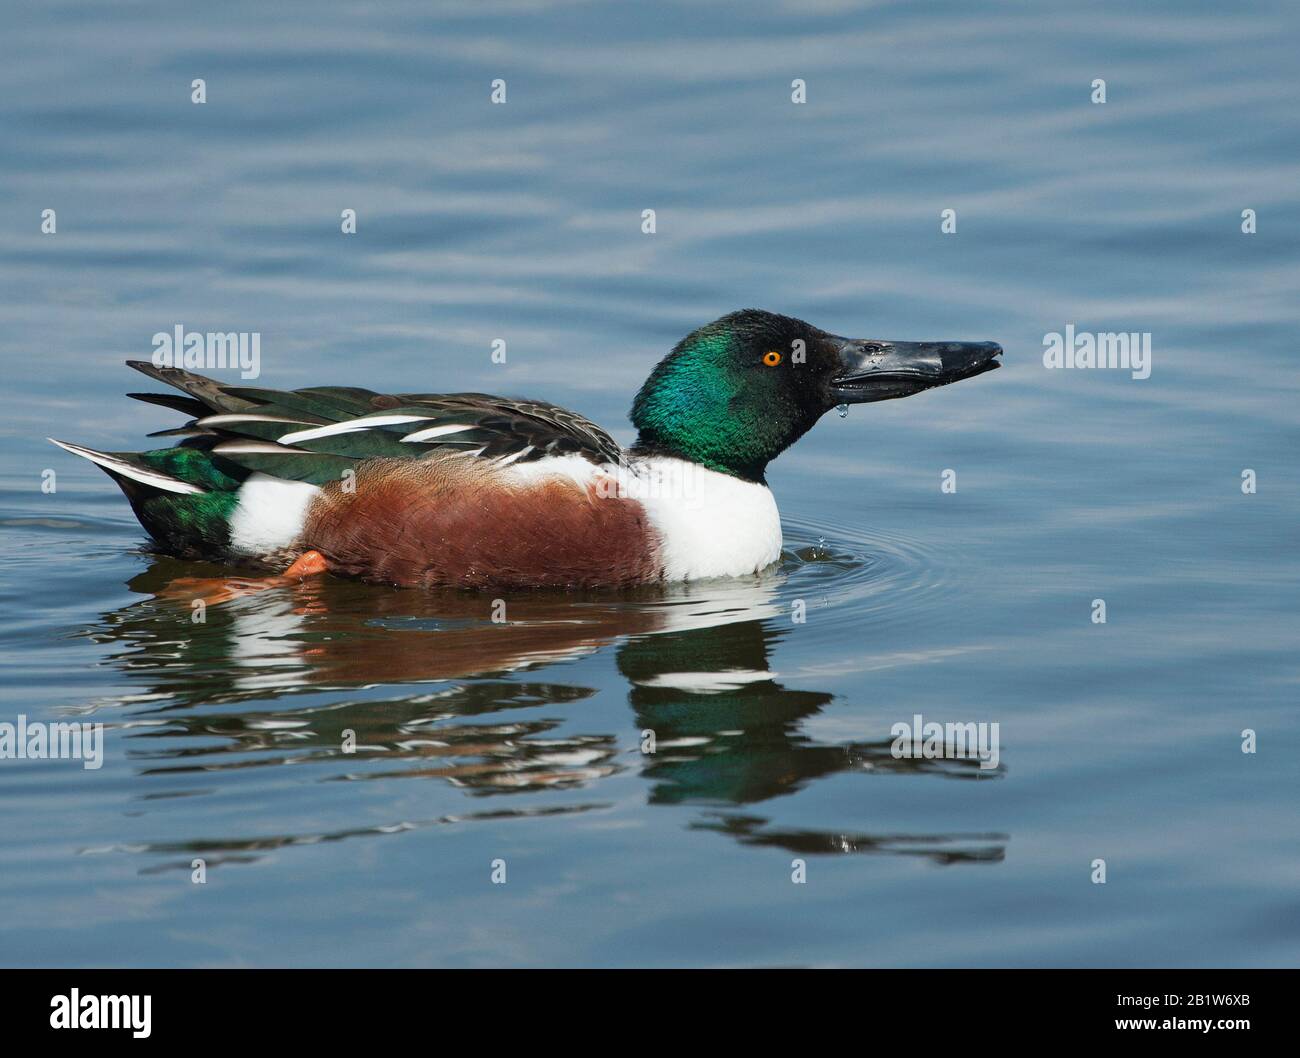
631 309 1002 482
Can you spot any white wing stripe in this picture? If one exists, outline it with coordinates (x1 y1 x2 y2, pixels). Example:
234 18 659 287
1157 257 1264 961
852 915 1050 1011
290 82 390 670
279 415 431 445
401 423 475 443
495 445 534 466
212 441 312 455
197 413 316 427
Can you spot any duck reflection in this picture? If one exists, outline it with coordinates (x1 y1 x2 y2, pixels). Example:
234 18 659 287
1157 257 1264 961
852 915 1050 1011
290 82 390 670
87 554 1006 866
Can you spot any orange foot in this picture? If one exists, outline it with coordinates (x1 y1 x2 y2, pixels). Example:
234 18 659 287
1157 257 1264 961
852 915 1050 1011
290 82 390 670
283 550 329 578
161 551 330 607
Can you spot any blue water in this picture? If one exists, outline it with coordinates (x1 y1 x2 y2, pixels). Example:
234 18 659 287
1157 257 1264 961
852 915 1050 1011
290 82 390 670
1 0 1297 967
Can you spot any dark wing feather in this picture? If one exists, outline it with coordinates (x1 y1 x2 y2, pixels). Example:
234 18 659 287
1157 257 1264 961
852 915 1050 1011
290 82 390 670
127 391 210 418
399 393 626 466
127 361 259 413
122 363 627 481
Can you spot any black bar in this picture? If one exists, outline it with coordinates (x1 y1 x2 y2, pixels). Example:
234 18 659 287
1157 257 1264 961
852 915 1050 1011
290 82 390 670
1 968 1291 1045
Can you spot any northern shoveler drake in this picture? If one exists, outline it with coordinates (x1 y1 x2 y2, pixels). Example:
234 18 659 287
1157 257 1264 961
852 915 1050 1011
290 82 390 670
51 310 1001 590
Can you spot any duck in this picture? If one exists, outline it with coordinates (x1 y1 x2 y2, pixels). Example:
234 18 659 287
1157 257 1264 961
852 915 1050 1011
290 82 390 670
50 309 1001 590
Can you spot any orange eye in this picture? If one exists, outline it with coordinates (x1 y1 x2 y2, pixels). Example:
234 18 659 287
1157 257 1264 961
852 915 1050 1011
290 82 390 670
763 350 782 367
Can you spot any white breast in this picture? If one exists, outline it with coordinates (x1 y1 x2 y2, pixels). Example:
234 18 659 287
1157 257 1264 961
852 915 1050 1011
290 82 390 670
499 451 783 582
626 456 783 581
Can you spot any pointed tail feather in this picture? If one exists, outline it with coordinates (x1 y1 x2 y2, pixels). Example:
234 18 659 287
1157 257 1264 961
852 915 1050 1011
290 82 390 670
47 438 205 495
125 360 258 414
126 390 209 417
